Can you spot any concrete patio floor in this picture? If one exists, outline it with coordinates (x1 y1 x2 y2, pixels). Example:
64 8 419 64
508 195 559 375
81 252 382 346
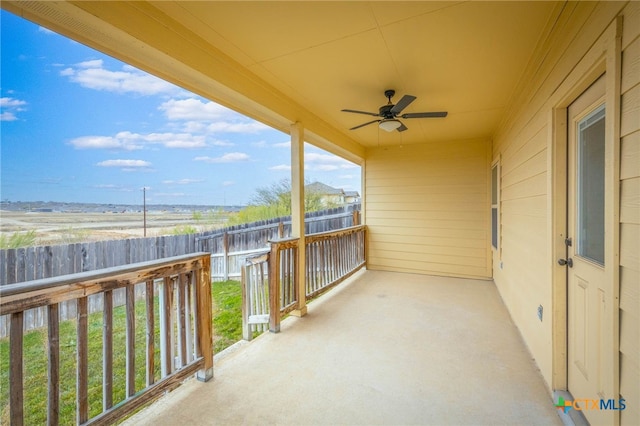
123 270 563 426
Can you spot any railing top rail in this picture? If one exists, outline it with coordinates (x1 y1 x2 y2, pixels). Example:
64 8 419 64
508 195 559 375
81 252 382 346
305 224 365 242
0 252 210 315
268 236 299 244
210 247 270 258
267 225 366 246
244 250 270 265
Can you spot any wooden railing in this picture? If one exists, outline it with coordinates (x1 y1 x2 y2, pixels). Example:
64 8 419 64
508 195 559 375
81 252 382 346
0 253 213 426
241 250 270 341
305 225 366 298
241 226 365 337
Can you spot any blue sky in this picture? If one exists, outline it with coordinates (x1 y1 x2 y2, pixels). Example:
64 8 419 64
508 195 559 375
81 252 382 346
0 10 361 206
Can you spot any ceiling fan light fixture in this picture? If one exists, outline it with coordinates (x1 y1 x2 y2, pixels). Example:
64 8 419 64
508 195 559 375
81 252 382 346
379 119 402 132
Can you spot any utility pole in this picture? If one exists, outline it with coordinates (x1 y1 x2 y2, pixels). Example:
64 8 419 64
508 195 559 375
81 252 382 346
143 187 147 237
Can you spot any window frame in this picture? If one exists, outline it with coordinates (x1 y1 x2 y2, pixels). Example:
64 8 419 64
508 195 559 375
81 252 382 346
491 159 500 251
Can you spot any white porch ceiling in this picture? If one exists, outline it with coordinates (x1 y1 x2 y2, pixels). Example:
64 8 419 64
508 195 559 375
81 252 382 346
3 1 563 155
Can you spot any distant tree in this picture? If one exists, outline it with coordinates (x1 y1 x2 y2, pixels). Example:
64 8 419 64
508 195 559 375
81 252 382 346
170 224 199 235
196 208 228 230
228 179 333 225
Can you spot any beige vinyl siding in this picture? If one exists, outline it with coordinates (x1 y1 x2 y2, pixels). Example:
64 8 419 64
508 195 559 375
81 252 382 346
492 1 633 392
365 138 490 279
619 3 640 424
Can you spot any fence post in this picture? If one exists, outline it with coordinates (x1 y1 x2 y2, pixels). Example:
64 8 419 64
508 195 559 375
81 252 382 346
222 232 229 281
268 241 281 333
196 254 214 381
352 210 360 226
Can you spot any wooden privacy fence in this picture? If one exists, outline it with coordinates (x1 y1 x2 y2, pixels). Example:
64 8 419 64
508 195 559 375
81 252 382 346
241 225 366 339
0 205 360 337
0 205 360 286
198 207 361 281
0 253 213 426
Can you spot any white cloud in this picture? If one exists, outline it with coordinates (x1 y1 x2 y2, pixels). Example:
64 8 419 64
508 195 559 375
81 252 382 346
160 98 269 134
305 152 357 171
61 60 181 96
194 152 250 163
77 59 104 68
273 141 290 148
269 164 291 171
162 179 204 185
269 158 357 173
1 112 17 121
92 184 134 192
205 121 269 133
96 159 151 168
222 180 235 187
1 97 27 121
159 98 231 121
38 26 55 35
69 135 132 150
68 131 208 150
155 192 186 198
211 139 235 147
1 98 27 107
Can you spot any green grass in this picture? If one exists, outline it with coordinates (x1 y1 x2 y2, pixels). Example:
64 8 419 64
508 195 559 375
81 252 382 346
0 280 245 425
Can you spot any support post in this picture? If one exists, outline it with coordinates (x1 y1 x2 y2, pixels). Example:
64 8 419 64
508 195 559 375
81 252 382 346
290 122 307 316
196 255 213 382
269 241 281 332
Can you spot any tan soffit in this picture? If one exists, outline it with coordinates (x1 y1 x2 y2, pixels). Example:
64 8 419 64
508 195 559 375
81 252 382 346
2 1 563 154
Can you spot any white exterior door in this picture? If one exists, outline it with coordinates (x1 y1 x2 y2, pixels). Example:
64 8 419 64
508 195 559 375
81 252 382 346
566 75 615 425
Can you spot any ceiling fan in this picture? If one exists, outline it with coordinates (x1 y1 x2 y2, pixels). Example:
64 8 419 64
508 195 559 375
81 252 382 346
341 89 447 132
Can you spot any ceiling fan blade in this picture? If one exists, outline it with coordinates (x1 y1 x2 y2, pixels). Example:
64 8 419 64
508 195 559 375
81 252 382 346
397 123 408 132
341 109 380 117
401 111 448 119
390 95 416 115
349 119 380 130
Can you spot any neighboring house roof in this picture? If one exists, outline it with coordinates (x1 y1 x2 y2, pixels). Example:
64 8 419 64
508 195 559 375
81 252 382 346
305 182 360 203
305 182 344 196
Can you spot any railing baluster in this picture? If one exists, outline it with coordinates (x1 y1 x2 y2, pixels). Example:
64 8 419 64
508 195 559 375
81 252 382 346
125 285 136 397
292 246 298 305
281 248 286 308
103 290 113 410
160 276 173 377
178 273 187 368
48 304 60 426
77 296 88 424
259 262 267 332
145 281 155 386
184 274 193 364
241 265 250 340
322 240 329 286
10 311 24 426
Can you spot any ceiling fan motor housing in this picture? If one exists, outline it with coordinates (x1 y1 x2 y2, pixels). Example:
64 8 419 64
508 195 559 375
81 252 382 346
379 104 395 118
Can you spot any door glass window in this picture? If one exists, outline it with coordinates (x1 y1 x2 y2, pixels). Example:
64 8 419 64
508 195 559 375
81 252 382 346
576 104 605 265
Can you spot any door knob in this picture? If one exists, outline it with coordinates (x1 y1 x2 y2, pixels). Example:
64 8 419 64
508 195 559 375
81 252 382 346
558 258 573 267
